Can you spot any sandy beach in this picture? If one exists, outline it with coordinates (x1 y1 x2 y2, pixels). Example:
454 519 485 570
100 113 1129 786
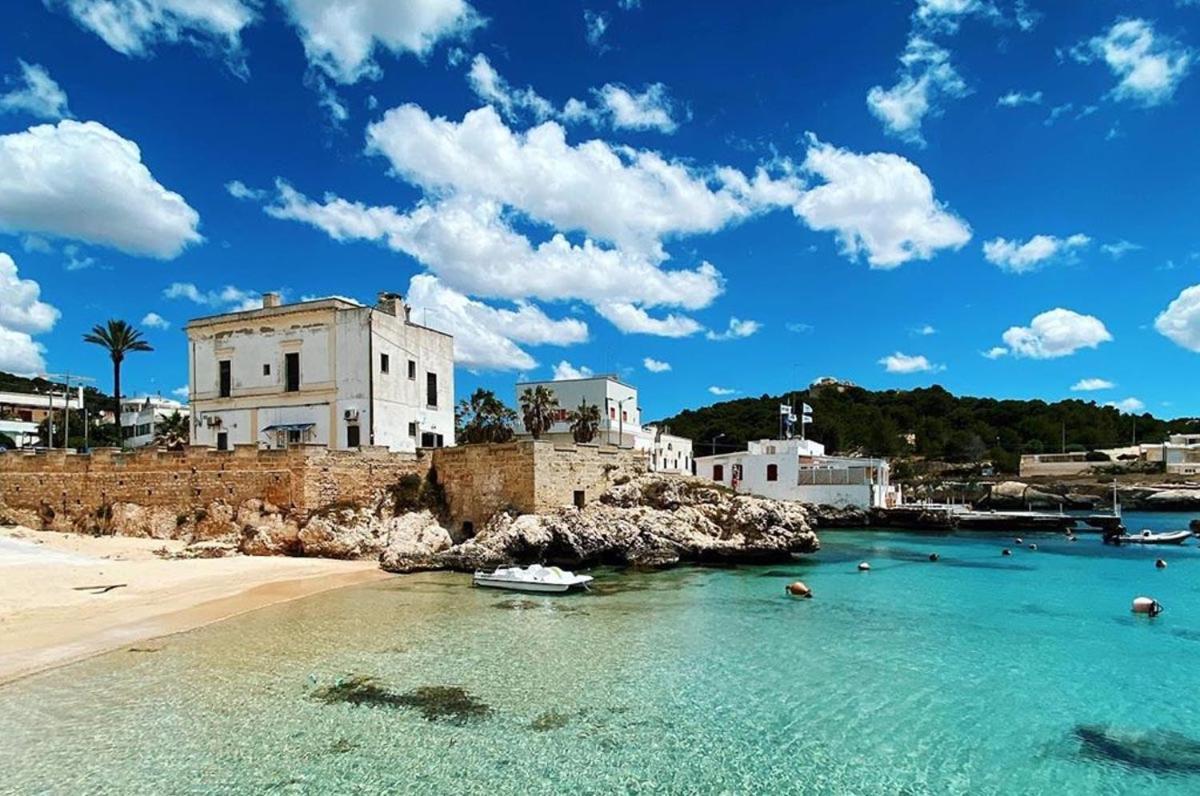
0 526 390 685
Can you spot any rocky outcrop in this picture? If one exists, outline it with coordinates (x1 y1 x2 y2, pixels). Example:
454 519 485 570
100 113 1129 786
810 504 868 527
389 475 819 573
378 511 454 572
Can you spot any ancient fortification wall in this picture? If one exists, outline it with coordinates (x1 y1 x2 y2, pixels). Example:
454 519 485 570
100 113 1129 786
0 445 427 527
432 440 646 532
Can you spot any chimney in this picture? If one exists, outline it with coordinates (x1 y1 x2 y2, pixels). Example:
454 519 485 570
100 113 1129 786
262 292 282 309
376 291 410 320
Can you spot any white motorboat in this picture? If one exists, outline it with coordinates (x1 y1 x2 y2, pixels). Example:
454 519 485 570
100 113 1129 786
1107 529 1193 546
472 564 593 593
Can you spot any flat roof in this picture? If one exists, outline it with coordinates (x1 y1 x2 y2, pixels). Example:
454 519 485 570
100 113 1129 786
516 374 634 389
185 296 452 338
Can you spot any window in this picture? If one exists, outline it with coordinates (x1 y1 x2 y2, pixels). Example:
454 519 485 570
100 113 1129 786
622 411 628 422
610 407 616 420
574 490 586 509
426 372 438 407
380 353 389 374
285 352 300 392
216 431 228 451
712 464 724 482
347 424 361 448
218 360 231 397
407 359 416 379
767 463 779 482
262 363 270 376
421 432 445 448
408 422 417 437
287 429 301 444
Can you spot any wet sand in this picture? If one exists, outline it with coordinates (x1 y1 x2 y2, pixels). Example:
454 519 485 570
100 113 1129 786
0 526 390 685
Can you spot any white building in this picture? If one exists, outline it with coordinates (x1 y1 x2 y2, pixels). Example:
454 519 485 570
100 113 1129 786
695 437 895 509
0 388 82 424
120 395 189 448
186 292 455 452
514 375 694 474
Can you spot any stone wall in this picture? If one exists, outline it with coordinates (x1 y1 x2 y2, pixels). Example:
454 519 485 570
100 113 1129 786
432 440 646 533
0 444 428 530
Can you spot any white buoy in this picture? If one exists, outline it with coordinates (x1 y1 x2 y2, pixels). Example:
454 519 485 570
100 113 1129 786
858 562 871 572
1131 596 1163 617
1015 537 1024 545
1029 543 1038 551
1155 559 1167 570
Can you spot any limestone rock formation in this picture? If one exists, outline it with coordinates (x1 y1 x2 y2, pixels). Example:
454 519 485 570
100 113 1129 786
394 474 819 573
378 511 455 572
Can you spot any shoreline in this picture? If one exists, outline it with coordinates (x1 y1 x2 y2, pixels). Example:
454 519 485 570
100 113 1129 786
0 527 390 686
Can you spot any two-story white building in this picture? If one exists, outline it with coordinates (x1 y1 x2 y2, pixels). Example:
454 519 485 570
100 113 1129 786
514 375 694 474
120 395 189 448
695 437 896 509
186 292 455 452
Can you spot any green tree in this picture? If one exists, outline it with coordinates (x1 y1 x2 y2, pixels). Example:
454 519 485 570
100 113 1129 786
455 388 517 444
153 410 190 450
569 398 601 443
519 385 559 440
83 320 153 447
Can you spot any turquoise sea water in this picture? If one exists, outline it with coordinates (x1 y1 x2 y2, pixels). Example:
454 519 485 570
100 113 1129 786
3 512 1200 794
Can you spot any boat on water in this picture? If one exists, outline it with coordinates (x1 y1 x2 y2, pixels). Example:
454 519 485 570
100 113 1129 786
472 564 594 593
1105 529 1193 546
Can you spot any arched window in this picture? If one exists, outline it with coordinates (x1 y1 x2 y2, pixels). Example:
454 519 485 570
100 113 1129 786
713 464 725 482
767 463 779 482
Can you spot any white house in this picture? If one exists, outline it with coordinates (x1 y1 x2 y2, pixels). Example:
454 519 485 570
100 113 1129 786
186 292 455 452
695 437 896 509
514 375 694 474
120 395 189 448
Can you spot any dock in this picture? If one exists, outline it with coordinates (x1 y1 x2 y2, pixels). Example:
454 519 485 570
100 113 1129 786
869 505 1124 533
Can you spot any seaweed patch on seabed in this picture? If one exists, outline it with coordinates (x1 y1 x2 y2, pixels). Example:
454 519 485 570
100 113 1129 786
529 710 572 731
312 676 492 722
1074 725 1200 775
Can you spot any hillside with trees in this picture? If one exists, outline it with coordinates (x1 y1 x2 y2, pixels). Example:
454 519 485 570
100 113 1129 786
655 383 1200 473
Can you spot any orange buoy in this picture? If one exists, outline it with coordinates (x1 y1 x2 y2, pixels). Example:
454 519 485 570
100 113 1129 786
786 581 812 598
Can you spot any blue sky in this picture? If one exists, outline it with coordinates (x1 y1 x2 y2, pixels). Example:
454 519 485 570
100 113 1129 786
1 0 1199 420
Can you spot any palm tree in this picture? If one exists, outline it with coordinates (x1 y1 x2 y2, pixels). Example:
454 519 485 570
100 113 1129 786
83 320 153 446
569 398 601 444
456 388 517 444
519 385 559 440
153 410 189 451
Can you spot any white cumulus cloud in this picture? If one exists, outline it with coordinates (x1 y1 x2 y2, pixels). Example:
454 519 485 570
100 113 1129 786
1000 308 1113 359
982 233 1090 273
0 252 59 375
996 90 1042 107
982 346 1008 359
879 351 942 374
867 36 968 145
280 0 484 84
705 317 761 341
643 357 671 372
140 311 170 329
1072 18 1193 106
793 135 971 268
594 302 702 337
594 83 680 132
551 361 594 381
52 0 257 73
708 386 737 396
405 274 587 371
164 282 261 312
1154 283 1200 352
1072 378 1114 391
0 120 201 258
0 60 71 120
1105 397 1145 413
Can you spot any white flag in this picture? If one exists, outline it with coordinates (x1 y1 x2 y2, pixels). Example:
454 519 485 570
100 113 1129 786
801 414 813 424
801 403 813 414
779 404 791 415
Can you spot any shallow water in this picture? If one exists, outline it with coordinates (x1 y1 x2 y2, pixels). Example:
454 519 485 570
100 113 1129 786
3 512 1200 794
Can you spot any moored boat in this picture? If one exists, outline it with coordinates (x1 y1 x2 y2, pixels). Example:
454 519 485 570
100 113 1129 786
1105 529 1192 546
472 564 594 593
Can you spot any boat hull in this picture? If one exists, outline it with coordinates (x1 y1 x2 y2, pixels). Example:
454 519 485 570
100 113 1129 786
1108 532 1192 546
472 575 592 593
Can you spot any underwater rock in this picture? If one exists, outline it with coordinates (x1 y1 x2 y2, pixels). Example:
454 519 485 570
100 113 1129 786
529 711 571 731
1075 724 1200 774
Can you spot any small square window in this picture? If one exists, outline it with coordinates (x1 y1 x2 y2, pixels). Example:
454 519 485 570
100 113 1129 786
407 360 416 379
262 363 270 376
380 353 390 374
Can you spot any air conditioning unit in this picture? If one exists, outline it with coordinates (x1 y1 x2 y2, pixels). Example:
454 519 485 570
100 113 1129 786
344 408 360 421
